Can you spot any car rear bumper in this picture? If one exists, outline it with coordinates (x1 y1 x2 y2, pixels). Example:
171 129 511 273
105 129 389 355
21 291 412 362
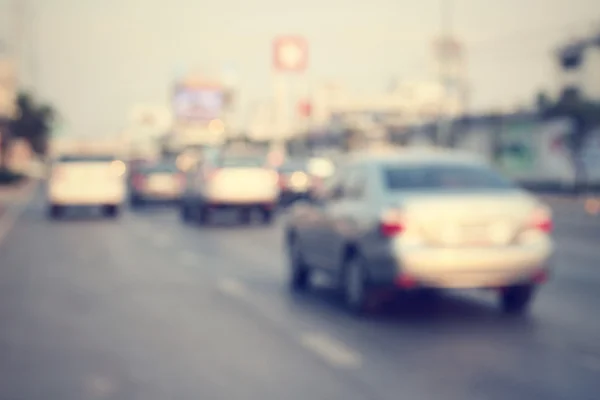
400 246 553 288
367 245 553 289
48 188 125 206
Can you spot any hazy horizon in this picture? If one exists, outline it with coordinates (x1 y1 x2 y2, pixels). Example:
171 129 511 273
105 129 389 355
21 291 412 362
1 0 599 137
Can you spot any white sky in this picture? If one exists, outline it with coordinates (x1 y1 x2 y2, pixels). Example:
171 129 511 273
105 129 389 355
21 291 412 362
1 0 599 137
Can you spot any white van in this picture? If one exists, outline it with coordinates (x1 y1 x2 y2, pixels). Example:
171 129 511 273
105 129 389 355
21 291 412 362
47 153 127 219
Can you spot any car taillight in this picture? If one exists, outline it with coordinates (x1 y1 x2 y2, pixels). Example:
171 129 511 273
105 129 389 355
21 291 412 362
528 206 553 233
204 168 220 180
132 174 145 188
380 208 405 237
278 174 286 188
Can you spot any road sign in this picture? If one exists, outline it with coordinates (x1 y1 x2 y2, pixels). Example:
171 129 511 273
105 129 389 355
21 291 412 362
273 36 308 72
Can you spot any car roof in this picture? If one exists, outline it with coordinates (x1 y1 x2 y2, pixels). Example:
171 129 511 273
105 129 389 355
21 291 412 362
345 148 488 167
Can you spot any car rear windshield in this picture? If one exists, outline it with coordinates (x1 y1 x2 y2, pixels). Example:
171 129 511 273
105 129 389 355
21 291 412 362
58 155 116 163
279 160 308 173
383 163 515 191
218 157 265 168
141 163 180 173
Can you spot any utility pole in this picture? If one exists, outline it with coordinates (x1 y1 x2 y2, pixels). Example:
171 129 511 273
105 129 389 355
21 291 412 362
436 0 454 148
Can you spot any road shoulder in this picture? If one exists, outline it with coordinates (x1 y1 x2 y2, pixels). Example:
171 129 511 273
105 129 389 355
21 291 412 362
0 179 39 246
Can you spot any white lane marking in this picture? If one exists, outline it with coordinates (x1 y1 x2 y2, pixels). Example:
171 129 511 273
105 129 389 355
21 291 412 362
0 181 38 247
299 332 361 369
178 250 198 266
217 278 248 299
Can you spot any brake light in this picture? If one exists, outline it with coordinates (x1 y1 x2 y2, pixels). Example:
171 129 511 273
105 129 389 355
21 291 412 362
380 209 405 237
204 168 220 180
132 174 145 189
528 206 553 233
176 174 186 187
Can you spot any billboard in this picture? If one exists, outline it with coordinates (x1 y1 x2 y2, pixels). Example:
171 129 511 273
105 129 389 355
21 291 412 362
172 83 224 122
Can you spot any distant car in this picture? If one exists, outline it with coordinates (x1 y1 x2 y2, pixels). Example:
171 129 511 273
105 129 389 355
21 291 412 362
47 153 127 219
277 159 314 205
180 153 280 225
285 150 554 315
129 161 185 207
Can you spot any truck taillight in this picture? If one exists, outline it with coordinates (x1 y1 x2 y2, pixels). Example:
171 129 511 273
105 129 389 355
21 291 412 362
528 206 553 233
380 209 405 237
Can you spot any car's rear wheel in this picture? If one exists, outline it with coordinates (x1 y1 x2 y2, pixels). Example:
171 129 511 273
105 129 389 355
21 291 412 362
198 206 210 225
288 236 311 292
130 196 143 209
47 204 63 220
180 201 193 223
342 255 371 315
499 284 535 315
103 205 120 219
238 208 251 225
261 209 274 225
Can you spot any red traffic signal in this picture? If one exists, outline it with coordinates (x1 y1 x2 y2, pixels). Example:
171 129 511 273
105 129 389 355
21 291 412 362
298 101 312 118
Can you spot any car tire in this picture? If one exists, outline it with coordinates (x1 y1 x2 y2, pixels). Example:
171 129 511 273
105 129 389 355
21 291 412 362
130 196 143 209
103 205 120 219
238 208 251 225
180 201 193 223
500 284 535 315
198 206 210 225
48 205 63 220
342 255 371 316
288 236 311 292
261 209 274 225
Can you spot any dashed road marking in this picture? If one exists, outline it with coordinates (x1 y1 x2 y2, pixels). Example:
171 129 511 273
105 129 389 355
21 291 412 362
299 332 361 369
217 278 248 299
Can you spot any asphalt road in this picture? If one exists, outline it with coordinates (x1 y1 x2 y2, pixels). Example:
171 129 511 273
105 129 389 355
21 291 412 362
1 193 599 400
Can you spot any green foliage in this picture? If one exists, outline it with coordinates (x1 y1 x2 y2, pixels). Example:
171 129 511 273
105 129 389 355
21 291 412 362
9 92 56 156
536 87 600 153
0 167 25 185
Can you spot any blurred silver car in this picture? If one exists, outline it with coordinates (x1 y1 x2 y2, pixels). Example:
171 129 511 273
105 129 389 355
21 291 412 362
180 152 280 225
129 161 185 207
284 150 554 315
47 153 127 219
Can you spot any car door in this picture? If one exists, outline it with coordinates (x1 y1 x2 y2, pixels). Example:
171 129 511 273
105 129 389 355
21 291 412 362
300 168 346 269
319 165 368 271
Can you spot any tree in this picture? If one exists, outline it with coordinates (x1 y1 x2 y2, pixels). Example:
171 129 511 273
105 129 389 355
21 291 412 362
8 92 56 162
537 87 600 191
